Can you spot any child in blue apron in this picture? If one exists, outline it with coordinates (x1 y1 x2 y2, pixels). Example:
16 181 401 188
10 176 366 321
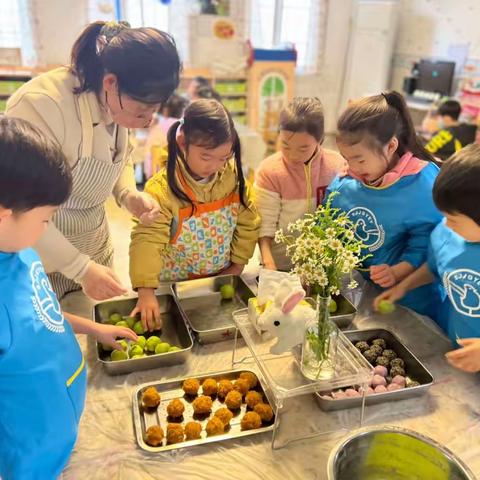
376 144 480 373
0 117 137 479
327 91 443 317
130 99 260 330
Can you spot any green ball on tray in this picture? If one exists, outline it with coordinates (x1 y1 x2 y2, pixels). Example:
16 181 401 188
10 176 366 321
220 284 235 300
117 340 128 351
129 344 144 357
111 349 128 361
154 342 170 354
133 321 145 335
329 299 338 313
125 316 136 329
135 335 147 348
168 346 181 352
378 300 396 314
115 320 129 328
109 313 122 324
146 335 161 352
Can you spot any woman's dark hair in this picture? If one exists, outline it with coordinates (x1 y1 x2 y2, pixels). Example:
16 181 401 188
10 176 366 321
438 99 462 121
70 21 181 104
0 117 71 212
166 99 246 212
337 91 437 163
161 93 189 118
433 143 480 225
279 97 325 142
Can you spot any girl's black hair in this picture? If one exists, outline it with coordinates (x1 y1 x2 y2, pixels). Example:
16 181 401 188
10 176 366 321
166 99 246 212
337 90 437 163
70 21 181 104
0 117 72 212
279 97 325 142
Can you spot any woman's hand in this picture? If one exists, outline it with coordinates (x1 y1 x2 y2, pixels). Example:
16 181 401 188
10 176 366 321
130 288 162 332
124 191 161 225
80 262 127 300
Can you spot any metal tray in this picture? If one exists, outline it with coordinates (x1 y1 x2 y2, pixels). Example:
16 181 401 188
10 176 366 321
132 369 275 452
172 275 255 343
315 328 434 411
94 293 193 375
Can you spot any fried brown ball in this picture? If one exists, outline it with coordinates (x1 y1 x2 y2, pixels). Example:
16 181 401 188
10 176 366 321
202 378 218 396
214 407 234 426
184 421 202 440
145 425 164 446
239 372 258 389
217 379 234 398
233 378 249 396
192 395 213 414
142 386 161 408
182 378 200 396
241 411 262 430
206 416 225 436
166 398 185 418
245 390 263 409
166 423 184 444
225 390 243 410
254 403 274 422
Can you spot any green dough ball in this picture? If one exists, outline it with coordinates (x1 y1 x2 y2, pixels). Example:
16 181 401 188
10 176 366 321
125 316 136 329
155 342 170 354
146 335 161 352
378 300 396 314
131 354 145 359
135 335 146 348
109 313 122 324
100 343 113 352
129 345 144 357
329 299 338 314
168 346 181 352
118 340 128 351
220 284 235 300
115 320 129 328
133 321 145 335
111 349 128 361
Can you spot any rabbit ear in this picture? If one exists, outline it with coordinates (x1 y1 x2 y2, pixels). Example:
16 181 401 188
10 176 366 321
281 290 305 314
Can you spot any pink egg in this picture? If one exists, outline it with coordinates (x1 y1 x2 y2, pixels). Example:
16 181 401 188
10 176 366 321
345 388 361 398
387 383 402 392
391 375 406 387
332 391 347 399
373 365 388 377
374 385 388 393
321 395 333 400
372 375 387 387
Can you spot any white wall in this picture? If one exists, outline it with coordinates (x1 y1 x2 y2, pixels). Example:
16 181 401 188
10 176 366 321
390 0 480 91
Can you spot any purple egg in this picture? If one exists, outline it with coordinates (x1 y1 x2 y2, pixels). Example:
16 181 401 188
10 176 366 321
387 383 402 392
372 374 387 387
374 385 388 393
373 365 388 377
345 388 361 398
332 391 347 399
391 375 406 387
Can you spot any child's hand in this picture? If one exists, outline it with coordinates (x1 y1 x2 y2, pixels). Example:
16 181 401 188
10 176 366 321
373 284 407 311
370 264 396 288
94 323 138 351
445 338 480 373
130 288 162 332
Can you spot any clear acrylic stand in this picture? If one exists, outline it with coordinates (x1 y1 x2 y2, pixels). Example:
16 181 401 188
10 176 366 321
231 308 373 449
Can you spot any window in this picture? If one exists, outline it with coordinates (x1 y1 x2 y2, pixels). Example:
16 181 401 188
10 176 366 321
0 0 21 48
121 0 169 31
250 0 324 73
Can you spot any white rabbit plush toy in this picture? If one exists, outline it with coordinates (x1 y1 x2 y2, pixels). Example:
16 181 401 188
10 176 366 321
257 279 317 355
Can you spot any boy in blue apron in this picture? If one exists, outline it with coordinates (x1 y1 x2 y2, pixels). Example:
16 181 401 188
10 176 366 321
0 117 136 479
376 144 480 373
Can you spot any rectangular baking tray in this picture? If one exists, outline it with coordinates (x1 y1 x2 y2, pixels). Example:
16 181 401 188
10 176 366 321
94 293 193 375
315 328 434 411
172 275 255 343
132 369 275 452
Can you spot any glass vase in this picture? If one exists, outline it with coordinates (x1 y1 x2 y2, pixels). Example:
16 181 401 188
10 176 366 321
301 295 339 381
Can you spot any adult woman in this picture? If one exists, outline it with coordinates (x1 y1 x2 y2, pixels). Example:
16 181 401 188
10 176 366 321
7 21 181 300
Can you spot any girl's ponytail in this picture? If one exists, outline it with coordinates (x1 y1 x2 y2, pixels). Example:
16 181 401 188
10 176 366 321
232 132 247 208
382 91 437 163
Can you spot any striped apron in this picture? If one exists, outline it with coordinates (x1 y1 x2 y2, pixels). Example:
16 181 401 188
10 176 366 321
49 93 128 299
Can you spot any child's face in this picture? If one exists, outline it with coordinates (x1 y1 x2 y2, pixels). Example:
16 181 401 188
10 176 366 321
0 205 57 252
185 142 233 179
444 212 480 242
279 130 319 165
337 137 398 184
